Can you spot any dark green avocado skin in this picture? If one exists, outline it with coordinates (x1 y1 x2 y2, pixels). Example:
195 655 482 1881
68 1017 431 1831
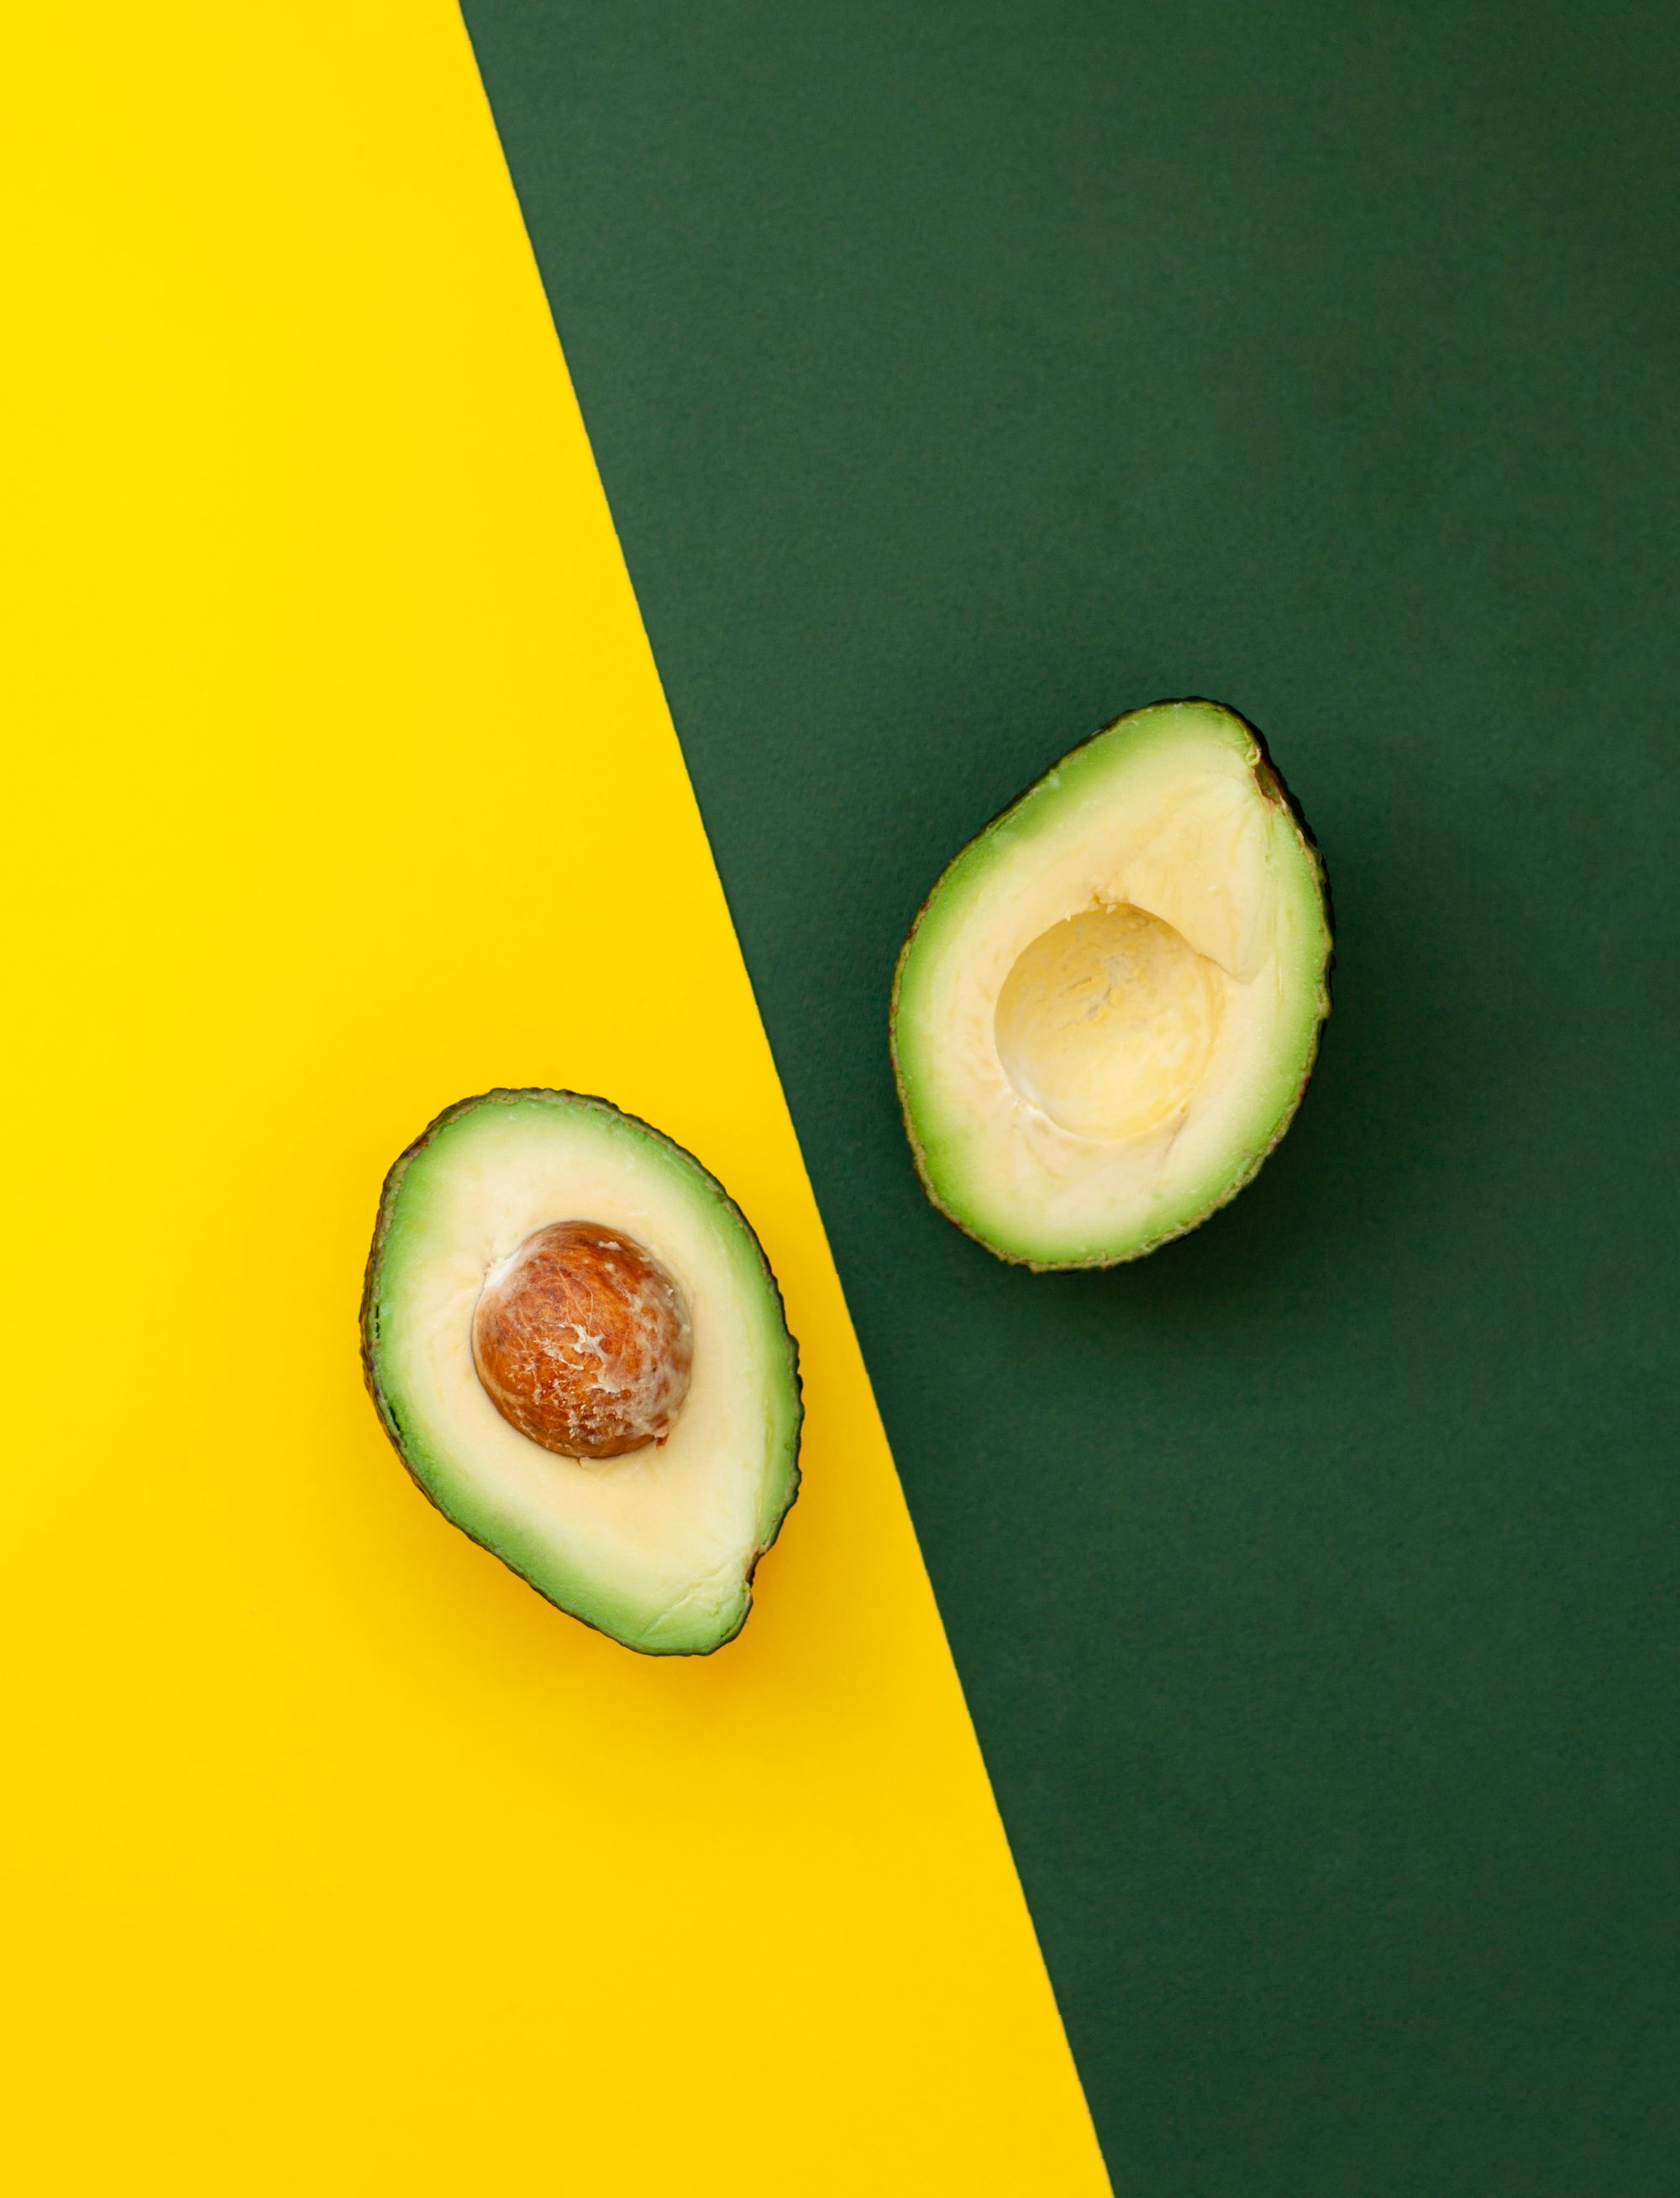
360 1088 804 1655
889 700 1334 1270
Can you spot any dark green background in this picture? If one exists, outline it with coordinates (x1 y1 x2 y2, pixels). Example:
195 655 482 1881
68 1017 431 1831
461 3 1680 2187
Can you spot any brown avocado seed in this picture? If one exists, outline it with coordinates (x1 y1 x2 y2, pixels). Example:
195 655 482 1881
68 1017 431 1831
471 1221 693 1459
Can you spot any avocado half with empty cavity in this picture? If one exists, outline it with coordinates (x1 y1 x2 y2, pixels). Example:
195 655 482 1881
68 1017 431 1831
891 700 1332 1268
361 1089 802 1654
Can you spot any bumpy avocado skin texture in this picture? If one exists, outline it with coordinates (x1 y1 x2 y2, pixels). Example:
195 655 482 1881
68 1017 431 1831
890 700 1333 1271
361 1089 803 1654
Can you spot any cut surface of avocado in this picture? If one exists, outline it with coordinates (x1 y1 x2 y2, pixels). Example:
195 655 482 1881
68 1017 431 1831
361 1090 801 1654
891 700 1331 1268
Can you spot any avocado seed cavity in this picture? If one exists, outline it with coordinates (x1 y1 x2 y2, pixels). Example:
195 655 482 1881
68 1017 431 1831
994 903 1223 1141
472 1221 693 1460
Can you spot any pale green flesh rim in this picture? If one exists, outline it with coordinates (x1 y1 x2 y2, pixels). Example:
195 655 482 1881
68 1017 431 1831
361 1090 803 1655
891 701 1333 1269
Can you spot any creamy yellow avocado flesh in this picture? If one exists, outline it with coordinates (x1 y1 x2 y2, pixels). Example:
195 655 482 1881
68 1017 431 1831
362 1091 801 1654
891 701 1331 1267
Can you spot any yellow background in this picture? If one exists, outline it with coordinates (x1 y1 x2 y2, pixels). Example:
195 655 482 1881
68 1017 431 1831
3 4 1107 2190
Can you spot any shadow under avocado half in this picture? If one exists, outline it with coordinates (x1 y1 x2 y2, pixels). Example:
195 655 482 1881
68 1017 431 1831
890 699 1334 1269
361 1089 802 1655
892 749 1518 1352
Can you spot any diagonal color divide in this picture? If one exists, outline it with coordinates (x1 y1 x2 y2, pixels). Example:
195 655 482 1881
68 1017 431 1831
459 2 1680 2192
3 3 1106 2191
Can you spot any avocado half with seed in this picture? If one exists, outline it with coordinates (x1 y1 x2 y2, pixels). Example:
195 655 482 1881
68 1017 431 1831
361 1089 802 1654
891 700 1332 1269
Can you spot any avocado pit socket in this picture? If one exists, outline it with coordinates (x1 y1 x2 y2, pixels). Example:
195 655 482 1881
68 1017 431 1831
994 902 1223 1141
